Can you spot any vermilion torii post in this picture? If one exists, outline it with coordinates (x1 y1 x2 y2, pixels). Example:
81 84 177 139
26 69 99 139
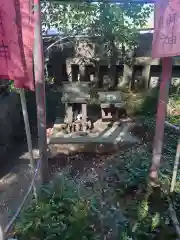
149 57 172 183
34 0 49 184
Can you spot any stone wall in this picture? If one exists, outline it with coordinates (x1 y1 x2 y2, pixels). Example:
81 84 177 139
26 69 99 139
45 33 155 85
0 93 24 161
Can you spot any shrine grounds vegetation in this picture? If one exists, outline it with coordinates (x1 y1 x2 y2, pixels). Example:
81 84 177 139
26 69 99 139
4 1 180 238
12 83 180 239
14 114 180 240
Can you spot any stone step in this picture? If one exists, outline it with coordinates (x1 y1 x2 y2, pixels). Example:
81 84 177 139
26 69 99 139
49 122 139 144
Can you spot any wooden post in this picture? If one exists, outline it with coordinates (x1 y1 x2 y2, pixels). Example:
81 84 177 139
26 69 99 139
34 0 49 184
142 64 151 90
149 57 172 183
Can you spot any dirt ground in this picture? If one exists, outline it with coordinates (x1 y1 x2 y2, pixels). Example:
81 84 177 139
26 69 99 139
0 139 40 231
0 121 146 235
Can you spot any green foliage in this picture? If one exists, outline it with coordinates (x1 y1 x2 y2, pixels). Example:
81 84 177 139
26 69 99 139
41 1 153 51
14 116 179 240
103 117 179 239
15 176 95 240
135 87 159 116
167 90 180 125
168 115 180 125
15 174 131 240
41 2 98 35
8 80 15 92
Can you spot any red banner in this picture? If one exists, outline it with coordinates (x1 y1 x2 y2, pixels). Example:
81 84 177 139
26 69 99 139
152 0 180 58
0 0 34 90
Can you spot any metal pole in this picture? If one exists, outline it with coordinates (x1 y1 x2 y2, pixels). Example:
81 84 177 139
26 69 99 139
19 89 37 197
34 0 49 184
149 57 172 184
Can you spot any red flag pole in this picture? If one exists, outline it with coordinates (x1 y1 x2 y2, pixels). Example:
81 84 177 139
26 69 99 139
34 0 49 184
149 57 172 184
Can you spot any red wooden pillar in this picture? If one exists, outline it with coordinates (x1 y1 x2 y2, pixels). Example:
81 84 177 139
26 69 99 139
149 57 172 183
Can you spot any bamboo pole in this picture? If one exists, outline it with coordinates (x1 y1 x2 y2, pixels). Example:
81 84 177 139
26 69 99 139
34 0 49 184
168 139 180 239
168 200 180 238
19 89 37 198
170 139 180 193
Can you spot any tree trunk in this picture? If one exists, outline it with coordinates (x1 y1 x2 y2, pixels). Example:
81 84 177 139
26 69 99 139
118 64 133 89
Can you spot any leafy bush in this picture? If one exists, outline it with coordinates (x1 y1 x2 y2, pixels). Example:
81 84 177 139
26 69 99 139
14 174 131 240
15 176 96 240
168 115 180 125
167 91 180 125
137 88 159 116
